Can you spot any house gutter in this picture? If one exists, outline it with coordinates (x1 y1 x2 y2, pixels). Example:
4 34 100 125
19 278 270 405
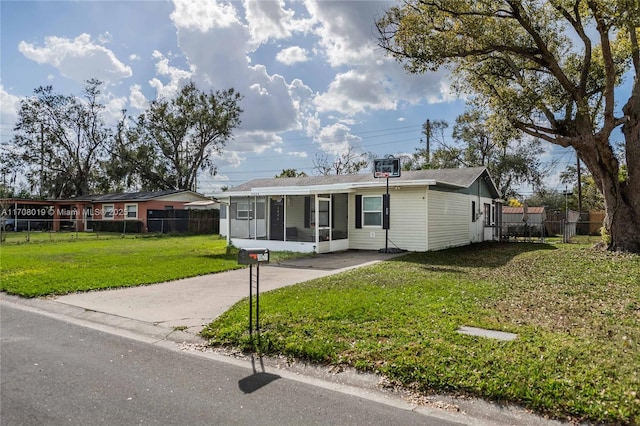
217 179 449 198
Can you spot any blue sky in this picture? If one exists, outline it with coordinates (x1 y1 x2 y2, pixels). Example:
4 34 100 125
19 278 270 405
1 0 585 196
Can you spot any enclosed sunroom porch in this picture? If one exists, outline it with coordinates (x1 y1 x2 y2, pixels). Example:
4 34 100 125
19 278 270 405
222 192 350 253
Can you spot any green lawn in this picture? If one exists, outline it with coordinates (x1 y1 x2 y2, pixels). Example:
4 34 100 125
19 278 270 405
0 235 243 297
201 242 640 424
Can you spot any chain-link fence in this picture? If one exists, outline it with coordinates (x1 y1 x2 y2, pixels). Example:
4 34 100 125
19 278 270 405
1 214 220 243
501 220 605 244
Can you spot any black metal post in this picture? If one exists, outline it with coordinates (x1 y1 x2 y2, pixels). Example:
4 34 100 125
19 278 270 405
385 176 389 253
256 264 260 333
249 264 253 337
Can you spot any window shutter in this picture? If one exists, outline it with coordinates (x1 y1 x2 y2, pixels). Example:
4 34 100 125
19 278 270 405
355 195 362 229
304 197 311 228
382 194 390 229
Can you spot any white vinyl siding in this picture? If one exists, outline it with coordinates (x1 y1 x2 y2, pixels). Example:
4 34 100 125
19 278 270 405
349 188 427 252
386 188 428 252
427 190 470 251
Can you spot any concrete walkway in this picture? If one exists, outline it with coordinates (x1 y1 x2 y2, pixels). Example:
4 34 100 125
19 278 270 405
52 250 405 333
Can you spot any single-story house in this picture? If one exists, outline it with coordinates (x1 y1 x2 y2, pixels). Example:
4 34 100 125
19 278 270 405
51 189 212 232
215 167 503 253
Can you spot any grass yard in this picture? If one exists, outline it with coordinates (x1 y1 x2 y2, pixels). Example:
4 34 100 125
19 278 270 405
201 242 640 424
0 234 302 297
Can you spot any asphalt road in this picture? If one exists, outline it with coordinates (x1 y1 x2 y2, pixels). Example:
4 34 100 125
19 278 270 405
1 304 463 426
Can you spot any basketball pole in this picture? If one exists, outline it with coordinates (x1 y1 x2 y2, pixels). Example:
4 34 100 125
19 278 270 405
385 175 389 253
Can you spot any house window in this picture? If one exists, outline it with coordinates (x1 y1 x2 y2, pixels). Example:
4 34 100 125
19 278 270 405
471 201 476 222
125 204 138 219
237 202 253 220
484 203 491 226
103 204 114 220
363 196 382 227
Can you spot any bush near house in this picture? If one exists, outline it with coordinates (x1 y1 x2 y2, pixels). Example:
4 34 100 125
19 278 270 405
202 242 640 424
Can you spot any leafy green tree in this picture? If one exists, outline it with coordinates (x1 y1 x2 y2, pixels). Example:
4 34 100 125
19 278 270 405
275 169 308 178
113 82 242 191
525 188 568 211
8 80 111 198
405 109 545 198
377 0 640 252
449 108 545 198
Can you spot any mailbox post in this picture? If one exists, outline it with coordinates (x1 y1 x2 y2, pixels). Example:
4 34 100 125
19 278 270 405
237 248 270 337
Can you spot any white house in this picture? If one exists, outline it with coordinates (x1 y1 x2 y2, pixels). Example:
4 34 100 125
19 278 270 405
215 167 502 253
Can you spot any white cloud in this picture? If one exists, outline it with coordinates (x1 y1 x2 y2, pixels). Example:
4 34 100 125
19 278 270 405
18 33 132 84
169 0 313 137
276 46 308 65
98 32 113 44
304 0 387 68
170 0 240 32
0 85 21 142
304 1 453 116
129 54 140 61
314 122 363 156
234 130 284 154
243 0 295 48
129 84 148 111
314 69 396 115
148 50 193 99
103 95 128 125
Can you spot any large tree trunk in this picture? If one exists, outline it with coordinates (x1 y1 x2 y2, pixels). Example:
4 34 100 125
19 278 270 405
577 131 640 253
600 173 640 253
612 75 640 253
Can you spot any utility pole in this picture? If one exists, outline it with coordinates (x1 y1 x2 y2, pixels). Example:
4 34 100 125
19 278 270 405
424 119 431 163
576 154 582 212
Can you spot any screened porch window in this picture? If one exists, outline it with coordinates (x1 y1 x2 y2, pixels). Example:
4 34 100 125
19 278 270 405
237 202 253 220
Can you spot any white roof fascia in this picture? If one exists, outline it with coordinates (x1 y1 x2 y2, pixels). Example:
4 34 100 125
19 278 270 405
354 179 440 189
218 179 452 198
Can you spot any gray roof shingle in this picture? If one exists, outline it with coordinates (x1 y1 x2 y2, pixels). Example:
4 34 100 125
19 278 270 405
228 167 490 193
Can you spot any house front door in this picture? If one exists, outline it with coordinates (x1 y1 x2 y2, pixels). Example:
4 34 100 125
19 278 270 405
269 198 284 240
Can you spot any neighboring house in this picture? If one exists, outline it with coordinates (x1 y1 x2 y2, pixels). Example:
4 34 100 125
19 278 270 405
51 189 212 232
216 167 503 253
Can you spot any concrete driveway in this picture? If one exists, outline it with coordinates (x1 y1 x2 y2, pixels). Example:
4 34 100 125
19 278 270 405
52 250 405 334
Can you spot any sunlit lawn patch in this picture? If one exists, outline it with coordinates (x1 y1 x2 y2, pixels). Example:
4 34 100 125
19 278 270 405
202 242 640 424
0 235 241 297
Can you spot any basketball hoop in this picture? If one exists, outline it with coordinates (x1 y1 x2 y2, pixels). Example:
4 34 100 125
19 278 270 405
373 158 401 179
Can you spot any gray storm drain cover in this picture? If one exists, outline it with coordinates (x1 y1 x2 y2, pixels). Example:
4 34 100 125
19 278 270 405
457 326 518 341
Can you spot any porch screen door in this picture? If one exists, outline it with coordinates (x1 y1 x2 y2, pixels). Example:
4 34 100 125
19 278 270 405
316 197 331 245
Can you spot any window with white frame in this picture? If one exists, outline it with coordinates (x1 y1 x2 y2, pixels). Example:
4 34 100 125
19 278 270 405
236 202 253 220
103 204 114 220
125 203 138 219
363 196 382 227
